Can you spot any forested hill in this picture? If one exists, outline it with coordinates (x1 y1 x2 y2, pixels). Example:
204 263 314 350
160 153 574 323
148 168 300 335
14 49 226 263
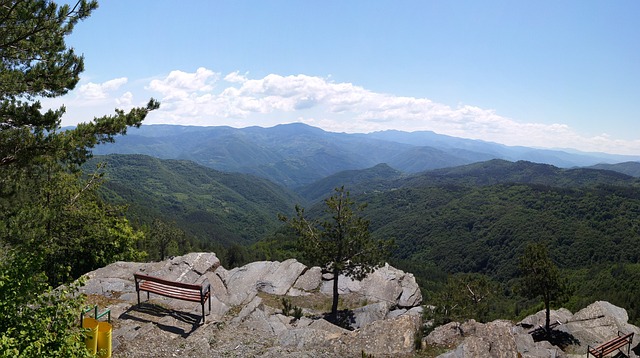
399 159 639 188
282 160 640 322
91 123 640 188
318 160 640 279
87 154 302 247
296 163 405 203
588 161 640 177
296 159 639 202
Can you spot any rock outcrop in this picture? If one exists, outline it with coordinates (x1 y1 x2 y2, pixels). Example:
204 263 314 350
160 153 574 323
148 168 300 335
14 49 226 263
425 302 640 357
80 252 423 357
81 252 640 358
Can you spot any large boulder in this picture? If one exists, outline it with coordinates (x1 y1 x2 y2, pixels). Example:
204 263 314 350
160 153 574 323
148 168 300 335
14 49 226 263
428 320 566 358
224 261 279 305
518 308 573 330
319 263 423 307
353 302 392 329
428 303 640 358
137 252 220 282
258 258 307 295
342 314 422 357
290 266 322 294
560 301 640 356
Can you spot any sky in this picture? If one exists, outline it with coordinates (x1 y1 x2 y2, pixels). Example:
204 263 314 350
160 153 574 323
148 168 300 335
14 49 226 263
44 1 640 155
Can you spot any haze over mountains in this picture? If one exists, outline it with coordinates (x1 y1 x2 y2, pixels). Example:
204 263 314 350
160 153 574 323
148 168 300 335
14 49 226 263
92 123 640 188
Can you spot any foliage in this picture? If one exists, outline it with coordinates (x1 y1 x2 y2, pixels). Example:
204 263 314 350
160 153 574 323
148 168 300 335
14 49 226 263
223 243 249 268
0 250 90 357
3 163 146 284
428 273 500 325
88 154 301 248
517 243 570 333
0 0 159 284
296 163 404 203
144 218 187 261
0 0 157 354
281 297 303 320
282 186 393 318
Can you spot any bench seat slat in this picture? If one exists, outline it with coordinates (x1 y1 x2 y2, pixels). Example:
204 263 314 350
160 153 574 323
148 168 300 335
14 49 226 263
587 332 634 358
140 281 205 302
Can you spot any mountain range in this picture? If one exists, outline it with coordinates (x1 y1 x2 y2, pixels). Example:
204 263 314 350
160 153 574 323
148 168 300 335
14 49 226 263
92 123 640 188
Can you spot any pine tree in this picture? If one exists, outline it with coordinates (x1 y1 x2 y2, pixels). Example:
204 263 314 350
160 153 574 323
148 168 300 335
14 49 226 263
518 243 569 335
282 186 393 321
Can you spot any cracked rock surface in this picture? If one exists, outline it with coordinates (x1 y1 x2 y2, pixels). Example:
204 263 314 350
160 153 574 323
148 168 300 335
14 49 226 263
80 252 423 358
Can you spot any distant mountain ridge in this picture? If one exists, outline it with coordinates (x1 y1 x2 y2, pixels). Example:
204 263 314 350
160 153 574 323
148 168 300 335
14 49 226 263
92 123 640 187
588 161 640 177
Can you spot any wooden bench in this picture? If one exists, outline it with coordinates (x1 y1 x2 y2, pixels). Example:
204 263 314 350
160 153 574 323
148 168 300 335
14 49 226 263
587 331 634 358
134 273 211 323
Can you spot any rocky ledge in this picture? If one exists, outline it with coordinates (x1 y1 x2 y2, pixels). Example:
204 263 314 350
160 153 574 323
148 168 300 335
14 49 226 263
80 252 640 357
80 252 423 357
425 301 640 357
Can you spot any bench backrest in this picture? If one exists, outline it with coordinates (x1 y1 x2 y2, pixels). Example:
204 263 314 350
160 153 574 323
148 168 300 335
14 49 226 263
588 332 634 357
134 273 203 291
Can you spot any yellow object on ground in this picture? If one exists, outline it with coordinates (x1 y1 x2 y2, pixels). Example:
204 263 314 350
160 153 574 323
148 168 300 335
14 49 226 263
97 320 112 358
82 317 99 354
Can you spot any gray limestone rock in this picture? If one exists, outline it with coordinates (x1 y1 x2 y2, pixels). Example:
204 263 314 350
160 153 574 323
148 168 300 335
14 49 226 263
398 272 423 307
561 301 640 355
225 261 278 306
352 302 392 329
320 273 362 294
343 314 422 357
292 266 322 292
258 259 307 295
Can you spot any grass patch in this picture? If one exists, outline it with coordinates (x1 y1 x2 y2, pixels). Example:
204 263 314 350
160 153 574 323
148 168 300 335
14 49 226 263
256 291 372 315
412 344 452 357
85 293 123 308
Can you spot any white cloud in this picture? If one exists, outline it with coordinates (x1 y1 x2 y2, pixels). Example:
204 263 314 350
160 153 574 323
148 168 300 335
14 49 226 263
52 67 639 156
224 71 248 84
147 67 218 100
78 77 128 100
115 91 133 107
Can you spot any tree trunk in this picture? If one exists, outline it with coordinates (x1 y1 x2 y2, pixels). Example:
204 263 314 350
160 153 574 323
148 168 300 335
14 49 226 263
544 294 551 335
331 267 339 319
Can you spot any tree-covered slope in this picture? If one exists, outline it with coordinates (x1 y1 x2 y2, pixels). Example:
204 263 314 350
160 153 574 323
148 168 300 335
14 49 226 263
93 123 418 187
588 161 640 177
365 183 640 279
295 163 405 203
401 159 638 187
88 154 302 246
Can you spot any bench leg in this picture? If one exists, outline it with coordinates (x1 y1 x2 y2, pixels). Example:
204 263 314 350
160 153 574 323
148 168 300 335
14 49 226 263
137 289 140 306
201 301 205 324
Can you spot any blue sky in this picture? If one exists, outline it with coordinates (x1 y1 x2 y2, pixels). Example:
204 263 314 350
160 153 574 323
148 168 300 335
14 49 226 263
45 1 640 155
